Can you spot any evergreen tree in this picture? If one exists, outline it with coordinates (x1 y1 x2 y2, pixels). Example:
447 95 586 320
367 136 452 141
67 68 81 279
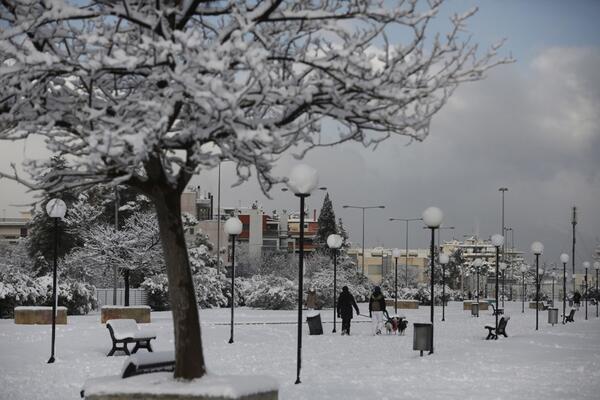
316 193 337 251
337 218 350 250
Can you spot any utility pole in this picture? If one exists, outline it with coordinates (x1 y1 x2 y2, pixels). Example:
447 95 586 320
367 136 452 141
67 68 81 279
572 207 577 293
113 187 119 306
499 187 508 261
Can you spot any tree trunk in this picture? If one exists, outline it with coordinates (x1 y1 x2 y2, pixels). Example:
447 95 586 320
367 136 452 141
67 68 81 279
124 269 130 307
154 189 206 379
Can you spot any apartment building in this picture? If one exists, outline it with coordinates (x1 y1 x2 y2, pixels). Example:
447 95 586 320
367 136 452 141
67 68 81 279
347 247 430 284
0 212 31 244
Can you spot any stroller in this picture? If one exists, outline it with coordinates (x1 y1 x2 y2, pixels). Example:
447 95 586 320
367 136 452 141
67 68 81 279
383 310 408 335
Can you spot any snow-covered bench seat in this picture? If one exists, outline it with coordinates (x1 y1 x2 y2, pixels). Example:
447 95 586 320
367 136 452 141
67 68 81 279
106 319 156 356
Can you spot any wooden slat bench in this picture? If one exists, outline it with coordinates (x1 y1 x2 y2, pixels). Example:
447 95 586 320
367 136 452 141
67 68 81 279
106 319 156 356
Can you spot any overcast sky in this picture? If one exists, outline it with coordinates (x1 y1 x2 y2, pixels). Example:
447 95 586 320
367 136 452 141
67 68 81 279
1 1 599 270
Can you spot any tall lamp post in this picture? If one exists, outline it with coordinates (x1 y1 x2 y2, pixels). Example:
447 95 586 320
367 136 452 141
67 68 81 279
499 262 507 308
560 253 569 323
439 253 449 322
531 241 544 331
583 261 590 320
498 187 508 259
46 198 67 364
594 262 600 318
343 205 385 276
520 264 528 313
392 248 402 313
389 217 422 288
491 234 504 334
224 217 242 344
287 164 319 385
474 258 483 317
327 234 343 333
422 206 443 354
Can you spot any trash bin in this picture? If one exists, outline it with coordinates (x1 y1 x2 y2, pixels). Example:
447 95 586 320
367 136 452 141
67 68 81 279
548 308 558 326
306 312 323 335
471 302 480 317
413 323 432 356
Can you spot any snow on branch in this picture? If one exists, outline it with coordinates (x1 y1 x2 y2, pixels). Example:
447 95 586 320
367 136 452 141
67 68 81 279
0 0 511 196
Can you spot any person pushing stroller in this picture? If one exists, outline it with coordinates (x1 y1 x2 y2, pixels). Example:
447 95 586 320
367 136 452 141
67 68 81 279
369 286 387 335
337 286 360 335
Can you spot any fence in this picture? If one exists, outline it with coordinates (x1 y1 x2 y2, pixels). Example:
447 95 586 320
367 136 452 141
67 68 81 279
95 288 148 308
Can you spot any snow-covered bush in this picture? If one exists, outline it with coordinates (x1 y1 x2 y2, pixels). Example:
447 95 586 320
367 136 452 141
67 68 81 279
140 274 170 311
242 276 297 310
0 269 96 318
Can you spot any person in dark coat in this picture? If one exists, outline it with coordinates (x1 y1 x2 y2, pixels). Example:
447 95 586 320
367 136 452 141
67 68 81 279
337 286 360 335
573 291 582 310
369 286 386 335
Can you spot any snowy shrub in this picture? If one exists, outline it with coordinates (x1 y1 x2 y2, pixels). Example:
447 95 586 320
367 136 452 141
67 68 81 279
0 269 96 317
35 276 97 315
0 269 46 318
140 274 170 311
242 275 297 310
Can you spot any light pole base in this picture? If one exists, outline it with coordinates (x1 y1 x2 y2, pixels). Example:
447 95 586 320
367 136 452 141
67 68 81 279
228 338 233 344
47 356 55 364
332 328 336 333
295 378 301 385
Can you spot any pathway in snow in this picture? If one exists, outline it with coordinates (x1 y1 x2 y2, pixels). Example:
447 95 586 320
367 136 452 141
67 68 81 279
1 302 599 399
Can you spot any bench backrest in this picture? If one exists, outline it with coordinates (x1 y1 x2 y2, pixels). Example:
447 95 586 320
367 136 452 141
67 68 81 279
498 316 510 333
107 319 139 340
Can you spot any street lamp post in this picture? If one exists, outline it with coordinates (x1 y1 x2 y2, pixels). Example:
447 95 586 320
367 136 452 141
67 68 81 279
560 253 569 324
531 241 544 331
46 198 67 364
594 262 600 318
392 248 402 314
327 234 343 333
499 187 508 260
474 258 483 317
389 218 422 288
520 264 528 313
422 207 443 354
583 261 590 320
492 234 504 334
344 205 385 276
224 217 243 344
499 262 507 308
439 253 449 322
287 164 319 385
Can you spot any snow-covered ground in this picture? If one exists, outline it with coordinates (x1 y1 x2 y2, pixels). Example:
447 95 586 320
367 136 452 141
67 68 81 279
1 301 599 399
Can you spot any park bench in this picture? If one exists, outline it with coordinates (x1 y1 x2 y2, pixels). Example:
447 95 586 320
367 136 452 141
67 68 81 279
106 319 156 356
565 309 576 323
484 316 510 340
489 303 504 316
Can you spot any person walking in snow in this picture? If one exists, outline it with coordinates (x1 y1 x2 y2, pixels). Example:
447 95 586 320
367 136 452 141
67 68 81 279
369 286 386 335
573 291 582 310
337 286 360 335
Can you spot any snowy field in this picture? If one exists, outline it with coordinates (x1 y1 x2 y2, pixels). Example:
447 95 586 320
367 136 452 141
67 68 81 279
1 301 600 400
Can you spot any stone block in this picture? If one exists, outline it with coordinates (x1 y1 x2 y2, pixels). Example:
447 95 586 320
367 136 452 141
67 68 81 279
101 306 151 324
14 306 68 325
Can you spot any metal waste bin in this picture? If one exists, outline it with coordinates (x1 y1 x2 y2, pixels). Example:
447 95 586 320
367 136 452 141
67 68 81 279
471 302 480 317
306 312 323 335
548 308 558 326
413 323 432 356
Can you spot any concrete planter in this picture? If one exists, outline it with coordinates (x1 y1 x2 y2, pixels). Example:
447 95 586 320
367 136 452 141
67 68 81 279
101 306 151 324
83 372 278 400
529 302 545 310
463 301 488 311
385 299 420 308
14 306 67 325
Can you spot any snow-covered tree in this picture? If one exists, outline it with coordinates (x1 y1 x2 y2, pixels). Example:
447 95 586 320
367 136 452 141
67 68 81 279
316 193 337 251
0 0 509 379
337 218 351 250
